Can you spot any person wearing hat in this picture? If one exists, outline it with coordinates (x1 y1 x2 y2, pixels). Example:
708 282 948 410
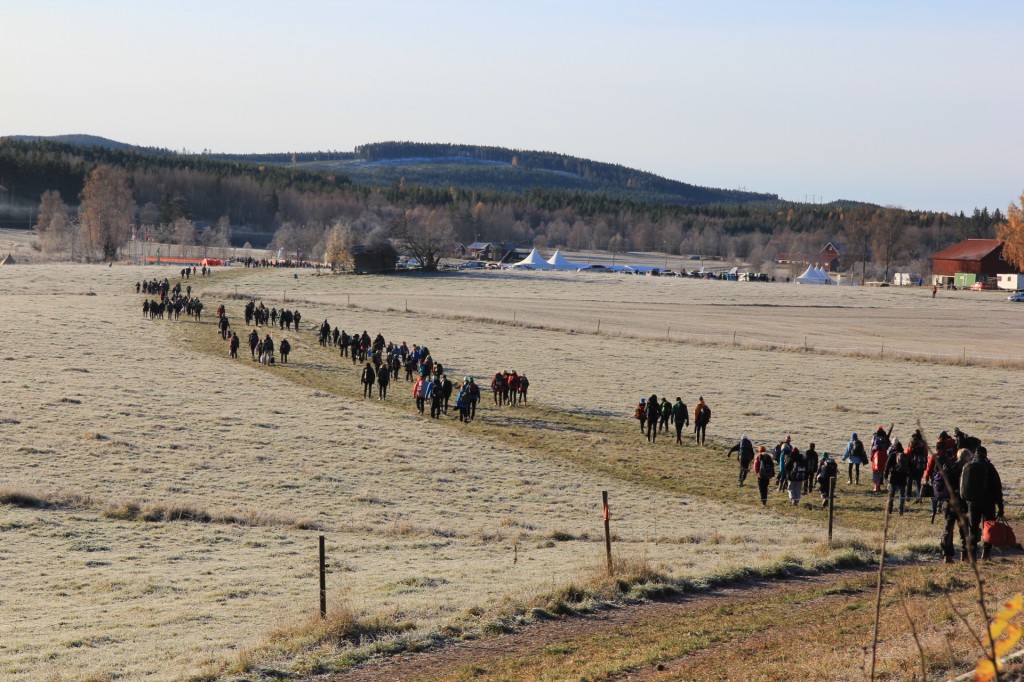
816 453 839 508
634 398 647 433
884 442 913 516
754 445 776 506
960 445 1004 560
726 435 756 486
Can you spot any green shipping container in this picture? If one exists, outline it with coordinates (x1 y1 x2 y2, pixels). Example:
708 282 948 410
954 272 977 288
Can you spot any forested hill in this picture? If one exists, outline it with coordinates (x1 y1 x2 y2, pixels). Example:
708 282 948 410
211 141 778 205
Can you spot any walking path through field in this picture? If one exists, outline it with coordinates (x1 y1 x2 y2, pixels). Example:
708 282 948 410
311 557 1024 682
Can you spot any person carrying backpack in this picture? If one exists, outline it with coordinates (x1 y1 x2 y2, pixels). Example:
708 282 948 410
775 436 793 492
726 435 756 486
754 446 775 507
659 398 672 434
884 444 913 516
786 447 807 505
361 362 376 399
959 445 1004 560
938 448 972 563
803 443 819 495
693 397 710 446
634 398 647 434
842 433 868 485
816 453 839 508
646 393 660 443
672 397 689 445
870 425 893 493
908 429 929 501
413 375 427 413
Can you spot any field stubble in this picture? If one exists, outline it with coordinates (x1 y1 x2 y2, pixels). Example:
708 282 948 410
0 264 884 681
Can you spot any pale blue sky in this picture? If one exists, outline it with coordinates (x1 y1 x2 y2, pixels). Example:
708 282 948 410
2 0 1021 213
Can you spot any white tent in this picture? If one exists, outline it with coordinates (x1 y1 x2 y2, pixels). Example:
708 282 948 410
795 263 830 285
509 248 553 270
546 249 581 271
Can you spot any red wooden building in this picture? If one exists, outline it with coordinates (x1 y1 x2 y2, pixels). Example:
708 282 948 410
930 239 1005 278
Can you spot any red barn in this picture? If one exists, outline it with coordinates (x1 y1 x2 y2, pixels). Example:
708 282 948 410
930 239 1005 279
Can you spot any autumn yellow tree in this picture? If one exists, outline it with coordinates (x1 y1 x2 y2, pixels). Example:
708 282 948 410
998 191 1024 270
79 165 135 260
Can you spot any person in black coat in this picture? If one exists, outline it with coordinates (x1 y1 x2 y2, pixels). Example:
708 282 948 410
727 435 756 486
279 338 291 364
376 363 390 400
803 443 819 495
960 445 1004 560
361 363 375 399
248 329 260 360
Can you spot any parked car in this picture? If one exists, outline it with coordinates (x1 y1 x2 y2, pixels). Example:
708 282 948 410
576 264 609 272
1008 291 1024 302
970 281 996 291
457 260 487 270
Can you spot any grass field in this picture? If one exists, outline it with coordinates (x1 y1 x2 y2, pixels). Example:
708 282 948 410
0 259 1021 681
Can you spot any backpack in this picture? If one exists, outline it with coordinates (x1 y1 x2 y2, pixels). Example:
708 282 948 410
701 405 711 423
634 404 645 420
933 456 958 501
818 459 838 484
960 460 990 502
791 460 807 482
853 440 867 463
757 454 775 479
895 451 911 475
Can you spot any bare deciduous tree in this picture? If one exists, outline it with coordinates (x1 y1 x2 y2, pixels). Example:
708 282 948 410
390 206 455 271
172 217 196 257
78 165 135 260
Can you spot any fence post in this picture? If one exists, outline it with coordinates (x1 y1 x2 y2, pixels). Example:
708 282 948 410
602 491 613 576
319 535 327 618
733 331 737 347
667 326 671 340
597 319 601 334
828 476 836 545
880 342 884 359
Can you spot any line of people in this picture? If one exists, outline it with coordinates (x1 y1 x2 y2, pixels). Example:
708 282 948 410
728 425 1005 562
633 395 710 445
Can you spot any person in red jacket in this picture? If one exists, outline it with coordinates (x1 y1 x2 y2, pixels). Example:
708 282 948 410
871 442 889 493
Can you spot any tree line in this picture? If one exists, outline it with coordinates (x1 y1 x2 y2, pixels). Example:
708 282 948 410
1 138 1007 274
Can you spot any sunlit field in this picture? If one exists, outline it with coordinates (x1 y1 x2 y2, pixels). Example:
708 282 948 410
0 259 1020 680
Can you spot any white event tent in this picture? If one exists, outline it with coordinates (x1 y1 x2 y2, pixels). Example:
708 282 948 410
795 264 835 285
509 248 554 269
546 249 582 271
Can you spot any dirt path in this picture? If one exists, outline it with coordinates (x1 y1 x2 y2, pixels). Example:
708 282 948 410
311 569 875 682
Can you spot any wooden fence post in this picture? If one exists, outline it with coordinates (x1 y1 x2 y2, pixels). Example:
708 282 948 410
602 491 613 576
828 476 836 545
319 535 327 618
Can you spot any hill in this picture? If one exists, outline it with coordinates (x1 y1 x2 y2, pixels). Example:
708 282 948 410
211 141 779 205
